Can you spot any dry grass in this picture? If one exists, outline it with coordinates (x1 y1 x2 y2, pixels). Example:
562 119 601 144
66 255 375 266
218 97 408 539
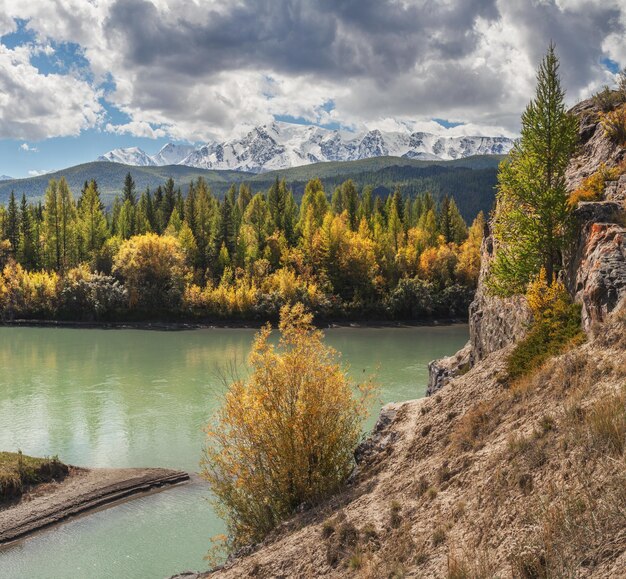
447 548 499 579
450 401 499 452
585 385 626 456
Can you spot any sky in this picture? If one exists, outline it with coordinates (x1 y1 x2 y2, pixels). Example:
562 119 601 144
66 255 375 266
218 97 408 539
0 0 624 178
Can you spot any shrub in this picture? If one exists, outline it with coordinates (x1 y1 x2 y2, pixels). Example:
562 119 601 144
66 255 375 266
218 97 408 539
384 277 435 319
113 233 189 314
568 163 620 206
601 104 626 145
59 265 127 321
507 271 583 379
0 261 59 319
201 304 375 549
592 86 625 112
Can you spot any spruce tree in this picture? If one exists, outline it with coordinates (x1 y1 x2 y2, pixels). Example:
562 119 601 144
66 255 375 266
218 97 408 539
123 172 137 205
6 191 19 255
20 193 37 268
490 43 578 294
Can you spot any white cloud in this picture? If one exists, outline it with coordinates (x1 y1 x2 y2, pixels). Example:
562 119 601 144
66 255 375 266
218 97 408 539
0 0 623 142
105 120 168 139
19 143 38 152
0 42 103 140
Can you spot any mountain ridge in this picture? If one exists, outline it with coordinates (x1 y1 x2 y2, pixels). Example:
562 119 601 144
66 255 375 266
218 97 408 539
97 121 514 173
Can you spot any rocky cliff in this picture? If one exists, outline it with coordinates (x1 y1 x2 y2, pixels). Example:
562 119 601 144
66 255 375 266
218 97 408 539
428 95 626 395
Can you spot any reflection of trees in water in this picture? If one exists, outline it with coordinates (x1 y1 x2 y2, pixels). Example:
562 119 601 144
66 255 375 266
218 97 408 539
0 328 256 466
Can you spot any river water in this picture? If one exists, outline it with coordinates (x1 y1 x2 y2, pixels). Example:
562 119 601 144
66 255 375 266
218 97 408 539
0 324 467 579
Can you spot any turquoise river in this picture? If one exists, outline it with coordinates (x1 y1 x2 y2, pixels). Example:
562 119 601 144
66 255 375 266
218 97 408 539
0 324 468 579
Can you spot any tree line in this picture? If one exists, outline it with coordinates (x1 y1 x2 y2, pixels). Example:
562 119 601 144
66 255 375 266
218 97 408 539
0 172 484 321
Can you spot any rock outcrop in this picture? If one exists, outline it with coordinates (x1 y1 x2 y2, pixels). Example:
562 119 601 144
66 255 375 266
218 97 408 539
566 202 626 329
428 94 626 392
426 342 472 396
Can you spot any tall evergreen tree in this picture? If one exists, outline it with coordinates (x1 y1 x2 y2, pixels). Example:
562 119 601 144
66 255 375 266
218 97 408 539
57 177 77 269
490 43 578 293
19 193 37 268
5 191 19 255
123 172 137 205
43 180 61 269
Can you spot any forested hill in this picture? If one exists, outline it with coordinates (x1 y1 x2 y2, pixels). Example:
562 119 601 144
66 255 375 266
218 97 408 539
0 154 503 221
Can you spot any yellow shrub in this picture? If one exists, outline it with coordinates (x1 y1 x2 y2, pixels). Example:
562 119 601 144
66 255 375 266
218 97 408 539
600 104 626 145
568 163 621 207
201 304 375 549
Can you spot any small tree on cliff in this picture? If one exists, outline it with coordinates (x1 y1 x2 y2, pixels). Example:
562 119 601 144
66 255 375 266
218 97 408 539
201 304 374 549
489 43 578 295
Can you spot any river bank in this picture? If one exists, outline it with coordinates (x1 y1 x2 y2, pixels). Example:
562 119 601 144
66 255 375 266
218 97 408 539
0 316 468 331
0 467 189 546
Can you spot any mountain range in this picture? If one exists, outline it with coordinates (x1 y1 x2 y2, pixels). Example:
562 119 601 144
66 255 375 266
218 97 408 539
97 122 514 173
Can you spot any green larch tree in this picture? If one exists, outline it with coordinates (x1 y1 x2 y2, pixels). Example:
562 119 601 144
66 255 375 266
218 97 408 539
490 43 578 294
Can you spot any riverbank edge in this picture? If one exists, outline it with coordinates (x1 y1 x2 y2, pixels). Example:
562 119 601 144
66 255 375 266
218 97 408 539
0 317 468 331
0 467 190 546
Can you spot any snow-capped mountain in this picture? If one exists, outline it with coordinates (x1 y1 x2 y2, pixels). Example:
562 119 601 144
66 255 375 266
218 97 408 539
97 147 156 166
151 143 196 166
97 122 514 173
0 175 13 181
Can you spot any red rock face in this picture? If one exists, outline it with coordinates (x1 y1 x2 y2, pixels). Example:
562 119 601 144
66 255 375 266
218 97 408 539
573 220 626 330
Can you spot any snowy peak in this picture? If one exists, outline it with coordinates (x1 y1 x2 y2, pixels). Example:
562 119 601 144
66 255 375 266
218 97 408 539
97 147 156 167
97 122 514 173
152 143 196 166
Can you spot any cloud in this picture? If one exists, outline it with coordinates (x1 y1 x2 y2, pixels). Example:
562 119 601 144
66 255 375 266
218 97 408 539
0 0 624 141
20 143 38 152
0 42 103 140
105 120 168 139
28 168 53 176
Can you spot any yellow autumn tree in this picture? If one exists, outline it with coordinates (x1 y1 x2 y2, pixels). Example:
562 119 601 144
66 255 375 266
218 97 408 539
112 233 188 312
201 303 375 549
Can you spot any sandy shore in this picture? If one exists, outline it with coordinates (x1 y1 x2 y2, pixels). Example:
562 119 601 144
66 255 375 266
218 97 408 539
0 466 189 545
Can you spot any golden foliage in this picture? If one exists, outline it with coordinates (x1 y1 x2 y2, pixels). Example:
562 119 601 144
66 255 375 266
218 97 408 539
601 104 626 144
201 304 375 548
568 162 624 207
0 261 59 318
113 233 188 310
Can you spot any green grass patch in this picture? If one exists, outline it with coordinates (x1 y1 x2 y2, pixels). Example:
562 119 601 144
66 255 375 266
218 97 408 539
0 451 68 502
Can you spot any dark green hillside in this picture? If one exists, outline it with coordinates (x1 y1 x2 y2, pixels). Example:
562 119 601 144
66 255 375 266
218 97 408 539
0 155 502 220
0 162 251 205
251 156 503 220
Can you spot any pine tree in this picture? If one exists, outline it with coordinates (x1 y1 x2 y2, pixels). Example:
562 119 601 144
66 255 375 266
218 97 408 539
19 194 37 268
341 180 359 230
43 180 61 270
490 44 578 293
57 177 77 270
123 172 137 205
6 191 19 255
